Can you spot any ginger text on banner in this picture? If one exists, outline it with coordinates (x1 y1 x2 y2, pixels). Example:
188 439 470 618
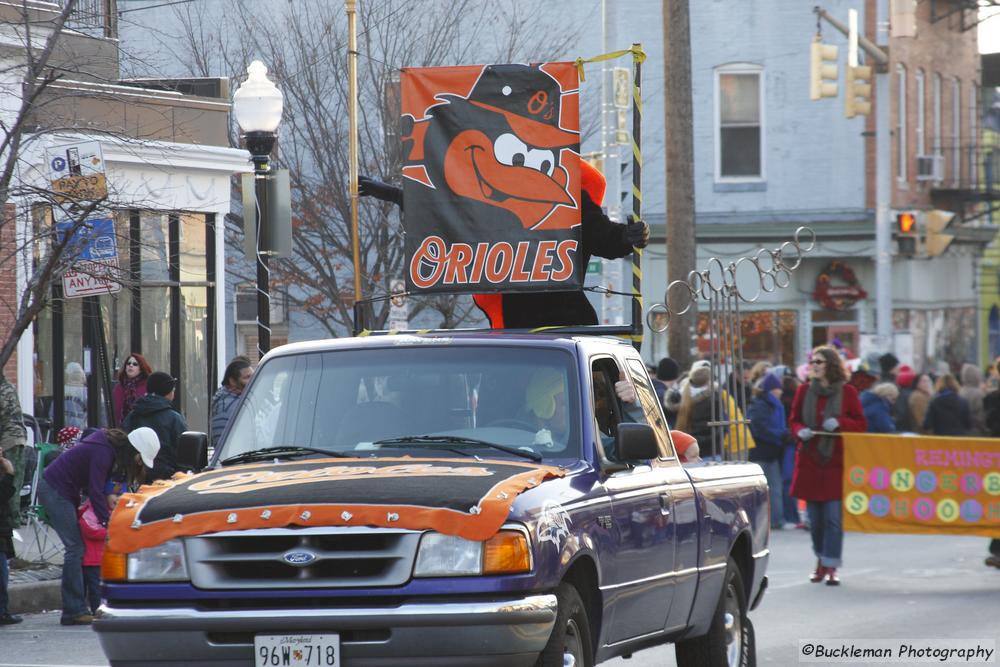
399 62 582 294
841 433 1000 537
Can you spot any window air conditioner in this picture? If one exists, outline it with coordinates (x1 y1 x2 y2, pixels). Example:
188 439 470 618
915 154 942 182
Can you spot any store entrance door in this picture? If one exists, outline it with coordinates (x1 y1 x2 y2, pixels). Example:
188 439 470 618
811 323 859 357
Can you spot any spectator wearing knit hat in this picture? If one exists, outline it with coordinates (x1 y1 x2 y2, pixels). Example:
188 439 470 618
654 357 680 425
878 352 900 383
122 372 188 481
748 372 788 528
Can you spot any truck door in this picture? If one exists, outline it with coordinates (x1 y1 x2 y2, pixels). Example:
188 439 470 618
592 356 676 643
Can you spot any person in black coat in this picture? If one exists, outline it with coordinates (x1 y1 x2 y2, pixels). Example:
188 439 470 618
923 373 972 437
122 372 188 481
0 448 22 624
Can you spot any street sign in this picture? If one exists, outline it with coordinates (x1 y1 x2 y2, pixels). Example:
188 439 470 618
46 140 107 200
586 259 602 275
62 259 122 298
55 217 117 262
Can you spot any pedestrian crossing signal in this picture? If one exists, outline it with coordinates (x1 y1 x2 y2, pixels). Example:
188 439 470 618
896 212 917 256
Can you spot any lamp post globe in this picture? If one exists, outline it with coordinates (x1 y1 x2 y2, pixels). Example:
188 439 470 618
233 59 283 360
233 60 283 170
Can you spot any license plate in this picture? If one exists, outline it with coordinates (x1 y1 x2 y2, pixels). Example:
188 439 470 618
254 634 341 667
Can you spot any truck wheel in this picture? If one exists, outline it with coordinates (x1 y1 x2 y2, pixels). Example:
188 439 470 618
535 582 594 667
675 556 753 667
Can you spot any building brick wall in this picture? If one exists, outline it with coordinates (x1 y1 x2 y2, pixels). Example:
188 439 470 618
1 203 18 385
887 0 980 211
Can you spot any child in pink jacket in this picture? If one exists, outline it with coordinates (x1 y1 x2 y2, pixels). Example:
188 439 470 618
78 499 107 615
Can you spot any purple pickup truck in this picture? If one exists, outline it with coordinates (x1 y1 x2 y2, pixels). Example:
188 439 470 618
95 333 769 667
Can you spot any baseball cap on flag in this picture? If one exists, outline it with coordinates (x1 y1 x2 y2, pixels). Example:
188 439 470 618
460 64 577 149
128 427 160 469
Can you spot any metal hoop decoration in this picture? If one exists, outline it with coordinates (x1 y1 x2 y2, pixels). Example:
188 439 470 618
646 302 670 332
732 256 762 303
643 226 815 325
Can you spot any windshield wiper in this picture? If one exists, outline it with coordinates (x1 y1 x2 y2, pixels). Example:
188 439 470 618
220 445 351 466
372 435 543 462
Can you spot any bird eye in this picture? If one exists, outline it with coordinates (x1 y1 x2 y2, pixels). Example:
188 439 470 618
493 133 528 168
524 148 556 176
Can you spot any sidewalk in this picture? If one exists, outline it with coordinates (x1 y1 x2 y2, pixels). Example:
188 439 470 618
8 523 63 615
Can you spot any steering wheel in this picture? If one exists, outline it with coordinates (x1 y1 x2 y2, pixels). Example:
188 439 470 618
486 418 537 431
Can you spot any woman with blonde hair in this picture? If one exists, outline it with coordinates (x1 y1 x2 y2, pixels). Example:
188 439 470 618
789 345 867 585
923 373 971 436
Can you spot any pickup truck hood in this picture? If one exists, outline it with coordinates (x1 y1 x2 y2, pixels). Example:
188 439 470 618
107 457 565 553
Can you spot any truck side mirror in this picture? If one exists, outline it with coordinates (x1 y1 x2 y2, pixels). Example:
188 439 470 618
616 423 659 461
177 431 208 473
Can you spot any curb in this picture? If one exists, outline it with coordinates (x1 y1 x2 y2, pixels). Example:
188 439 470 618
9 579 62 615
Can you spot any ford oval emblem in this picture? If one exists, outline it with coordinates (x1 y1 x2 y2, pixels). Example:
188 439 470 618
282 550 317 566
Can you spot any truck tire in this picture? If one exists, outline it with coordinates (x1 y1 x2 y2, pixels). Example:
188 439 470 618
535 582 594 667
675 556 753 667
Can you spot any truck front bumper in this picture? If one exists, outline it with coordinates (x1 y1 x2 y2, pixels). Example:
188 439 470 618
94 594 557 667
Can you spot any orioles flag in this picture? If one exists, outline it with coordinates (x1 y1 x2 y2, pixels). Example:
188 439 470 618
400 62 583 294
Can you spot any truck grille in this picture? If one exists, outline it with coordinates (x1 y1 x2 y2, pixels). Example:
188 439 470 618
185 527 421 590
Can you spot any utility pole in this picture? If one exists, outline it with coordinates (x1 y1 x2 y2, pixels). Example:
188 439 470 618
874 0 892 353
663 0 696 368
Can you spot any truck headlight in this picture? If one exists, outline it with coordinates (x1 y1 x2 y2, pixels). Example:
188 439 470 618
126 539 189 581
414 530 531 577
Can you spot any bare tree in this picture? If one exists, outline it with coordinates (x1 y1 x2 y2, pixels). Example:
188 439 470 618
0 0 115 371
164 0 586 336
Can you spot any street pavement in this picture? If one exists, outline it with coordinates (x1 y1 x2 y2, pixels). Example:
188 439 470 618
0 528 997 667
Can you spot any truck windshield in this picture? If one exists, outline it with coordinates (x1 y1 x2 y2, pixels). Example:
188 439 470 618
218 345 581 462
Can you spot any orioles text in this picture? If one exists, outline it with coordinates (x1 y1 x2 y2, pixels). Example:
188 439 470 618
409 235 577 289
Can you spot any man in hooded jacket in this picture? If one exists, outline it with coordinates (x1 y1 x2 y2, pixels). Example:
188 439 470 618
123 372 188 481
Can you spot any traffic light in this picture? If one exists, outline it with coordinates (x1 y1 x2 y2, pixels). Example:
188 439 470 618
896 211 917 257
810 37 839 100
845 65 872 117
925 209 956 257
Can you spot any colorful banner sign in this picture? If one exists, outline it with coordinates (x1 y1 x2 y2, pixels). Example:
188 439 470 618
842 433 1000 537
400 62 582 294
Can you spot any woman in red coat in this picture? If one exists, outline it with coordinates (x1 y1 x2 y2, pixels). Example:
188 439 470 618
789 345 867 586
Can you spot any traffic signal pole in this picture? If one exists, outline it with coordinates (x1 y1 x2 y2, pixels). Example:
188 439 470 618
814 4 892 351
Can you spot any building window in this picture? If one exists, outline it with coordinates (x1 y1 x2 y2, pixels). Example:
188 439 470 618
952 77 961 184
915 70 925 157
697 310 797 366
897 64 906 182
715 64 764 180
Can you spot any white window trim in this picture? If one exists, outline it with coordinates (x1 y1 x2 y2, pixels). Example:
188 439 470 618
969 83 977 184
915 70 925 156
897 64 907 184
714 63 766 183
952 77 961 186
933 73 942 155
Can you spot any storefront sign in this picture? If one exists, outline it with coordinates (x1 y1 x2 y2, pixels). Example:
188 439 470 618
842 433 1000 537
400 62 582 294
62 259 122 298
46 140 108 201
813 260 867 310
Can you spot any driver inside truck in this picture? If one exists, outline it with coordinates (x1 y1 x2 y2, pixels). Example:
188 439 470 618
524 367 569 448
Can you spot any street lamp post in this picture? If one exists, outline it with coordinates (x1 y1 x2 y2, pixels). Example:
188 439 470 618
233 60 283 359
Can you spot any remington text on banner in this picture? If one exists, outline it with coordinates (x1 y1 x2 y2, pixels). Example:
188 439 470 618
400 63 583 293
